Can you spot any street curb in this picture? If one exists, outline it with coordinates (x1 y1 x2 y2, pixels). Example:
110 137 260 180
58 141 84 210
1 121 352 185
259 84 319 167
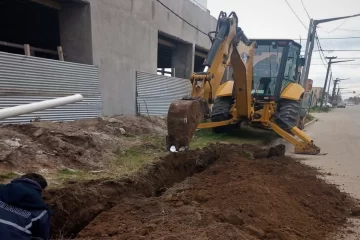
304 118 318 128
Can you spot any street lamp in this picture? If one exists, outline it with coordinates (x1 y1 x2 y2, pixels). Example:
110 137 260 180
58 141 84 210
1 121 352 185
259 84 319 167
300 13 360 88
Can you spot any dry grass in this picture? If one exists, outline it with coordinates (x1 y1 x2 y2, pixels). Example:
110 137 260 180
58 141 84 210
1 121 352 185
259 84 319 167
42 127 274 188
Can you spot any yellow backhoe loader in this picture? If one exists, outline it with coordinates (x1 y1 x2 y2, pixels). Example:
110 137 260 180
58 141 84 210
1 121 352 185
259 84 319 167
166 11 320 155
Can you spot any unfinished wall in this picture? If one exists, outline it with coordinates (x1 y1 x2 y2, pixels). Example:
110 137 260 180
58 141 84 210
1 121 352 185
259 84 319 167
59 2 93 64
89 0 217 116
172 43 195 79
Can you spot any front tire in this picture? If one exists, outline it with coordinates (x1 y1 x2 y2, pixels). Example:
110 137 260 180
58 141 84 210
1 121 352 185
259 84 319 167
211 96 234 133
275 99 301 131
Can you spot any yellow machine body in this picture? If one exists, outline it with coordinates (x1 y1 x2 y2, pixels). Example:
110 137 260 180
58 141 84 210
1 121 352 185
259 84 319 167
280 83 304 101
166 11 320 155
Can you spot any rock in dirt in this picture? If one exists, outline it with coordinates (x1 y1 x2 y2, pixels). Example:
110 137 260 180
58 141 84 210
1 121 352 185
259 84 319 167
107 118 124 124
4 139 21 148
33 128 45 138
268 143 286 157
222 212 245 226
351 207 360 216
119 127 126 135
244 225 265 238
0 150 12 162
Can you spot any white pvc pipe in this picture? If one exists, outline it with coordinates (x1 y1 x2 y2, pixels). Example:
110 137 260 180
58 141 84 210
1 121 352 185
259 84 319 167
0 94 84 120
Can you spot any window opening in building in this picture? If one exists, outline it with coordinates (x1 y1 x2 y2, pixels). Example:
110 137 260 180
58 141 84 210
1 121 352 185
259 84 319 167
194 48 207 72
0 0 61 60
157 35 174 76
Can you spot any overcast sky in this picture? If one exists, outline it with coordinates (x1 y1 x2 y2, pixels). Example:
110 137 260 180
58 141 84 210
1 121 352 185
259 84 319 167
207 0 360 98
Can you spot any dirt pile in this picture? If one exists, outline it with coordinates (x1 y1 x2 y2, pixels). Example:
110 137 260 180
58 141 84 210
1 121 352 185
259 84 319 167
0 116 166 172
77 144 356 240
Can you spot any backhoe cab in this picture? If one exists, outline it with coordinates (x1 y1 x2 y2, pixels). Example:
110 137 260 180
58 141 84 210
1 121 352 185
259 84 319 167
166 11 320 155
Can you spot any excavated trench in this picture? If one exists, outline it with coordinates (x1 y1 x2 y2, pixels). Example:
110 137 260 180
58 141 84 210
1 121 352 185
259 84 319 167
45 144 223 238
45 144 357 239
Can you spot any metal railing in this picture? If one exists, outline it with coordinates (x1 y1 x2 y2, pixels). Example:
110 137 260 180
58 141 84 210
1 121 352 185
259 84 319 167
0 41 64 61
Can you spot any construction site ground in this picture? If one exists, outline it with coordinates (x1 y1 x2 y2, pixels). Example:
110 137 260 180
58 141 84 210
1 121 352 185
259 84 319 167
0 114 359 239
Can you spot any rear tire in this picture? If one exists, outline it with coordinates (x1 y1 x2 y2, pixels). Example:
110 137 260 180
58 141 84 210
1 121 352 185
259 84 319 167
211 96 234 133
275 100 300 131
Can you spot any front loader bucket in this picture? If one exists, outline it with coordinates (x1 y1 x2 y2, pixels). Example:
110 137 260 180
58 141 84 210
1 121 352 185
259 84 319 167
295 142 321 155
166 98 209 151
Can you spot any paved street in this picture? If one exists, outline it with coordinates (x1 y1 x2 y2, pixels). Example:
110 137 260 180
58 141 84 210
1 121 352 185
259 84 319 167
299 107 360 239
305 107 360 199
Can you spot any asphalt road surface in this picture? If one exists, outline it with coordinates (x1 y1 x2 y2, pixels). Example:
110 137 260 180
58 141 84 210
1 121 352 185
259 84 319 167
306 107 360 199
297 106 360 239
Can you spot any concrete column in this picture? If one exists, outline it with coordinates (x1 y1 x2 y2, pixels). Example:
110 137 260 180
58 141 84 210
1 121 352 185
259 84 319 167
172 43 195 79
59 2 93 64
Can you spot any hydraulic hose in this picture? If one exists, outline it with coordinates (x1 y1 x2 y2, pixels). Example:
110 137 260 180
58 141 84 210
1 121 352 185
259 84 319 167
203 19 229 67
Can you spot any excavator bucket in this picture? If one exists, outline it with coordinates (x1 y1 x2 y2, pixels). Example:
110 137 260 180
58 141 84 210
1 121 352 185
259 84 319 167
166 98 209 152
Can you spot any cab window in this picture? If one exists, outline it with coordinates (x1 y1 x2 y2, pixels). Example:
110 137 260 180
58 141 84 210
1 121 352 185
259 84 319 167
281 45 299 91
253 44 284 95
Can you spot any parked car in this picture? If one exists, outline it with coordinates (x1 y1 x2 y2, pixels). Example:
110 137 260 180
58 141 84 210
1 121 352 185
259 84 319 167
326 103 333 108
337 103 346 108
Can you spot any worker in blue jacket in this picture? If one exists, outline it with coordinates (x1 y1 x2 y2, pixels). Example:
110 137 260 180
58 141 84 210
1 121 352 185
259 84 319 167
0 173 51 240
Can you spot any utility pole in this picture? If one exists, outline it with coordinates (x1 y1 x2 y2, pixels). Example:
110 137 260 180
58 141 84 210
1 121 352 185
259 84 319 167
337 87 347 103
337 87 346 96
300 13 360 88
331 78 350 103
320 57 336 107
320 58 354 107
299 13 360 117
332 79 340 103
325 72 332 105
300 19 315 88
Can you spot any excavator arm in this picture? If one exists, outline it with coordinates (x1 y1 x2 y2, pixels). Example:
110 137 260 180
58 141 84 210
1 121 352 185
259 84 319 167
259 102 320 155
270 122 320 154
166 12 246 151
191 11 239 101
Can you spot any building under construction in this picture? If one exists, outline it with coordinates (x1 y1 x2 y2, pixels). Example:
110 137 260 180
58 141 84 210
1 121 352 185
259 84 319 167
0 0 216 122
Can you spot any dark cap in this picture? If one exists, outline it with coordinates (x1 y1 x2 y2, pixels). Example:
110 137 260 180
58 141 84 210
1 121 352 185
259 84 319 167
20 173 48 190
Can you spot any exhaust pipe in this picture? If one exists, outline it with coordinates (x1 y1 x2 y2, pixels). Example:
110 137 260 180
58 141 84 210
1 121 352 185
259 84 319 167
0 94 84 120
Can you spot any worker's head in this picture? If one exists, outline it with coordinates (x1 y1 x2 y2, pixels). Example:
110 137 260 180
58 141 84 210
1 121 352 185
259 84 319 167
20 173 48 190
269 54 278 63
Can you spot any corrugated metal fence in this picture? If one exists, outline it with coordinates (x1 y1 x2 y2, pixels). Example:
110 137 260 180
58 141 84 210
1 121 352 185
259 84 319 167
136 71 192 116
0 51 102 123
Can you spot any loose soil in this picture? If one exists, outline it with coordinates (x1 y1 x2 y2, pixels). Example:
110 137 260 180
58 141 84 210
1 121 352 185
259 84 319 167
0 116 166 173
45 145 221 237
43 144 357 239
1 116 358 239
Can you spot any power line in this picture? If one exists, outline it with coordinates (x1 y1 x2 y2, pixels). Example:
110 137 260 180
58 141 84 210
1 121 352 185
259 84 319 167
326 19 349 33
315 32 328 69
335 28 360 32
295 36 360 40
314 49 360 52
155 0 208 36
312 57 360 59
320 28 360 33
300 0 311 20
312 64 360 65
284 0 308 30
